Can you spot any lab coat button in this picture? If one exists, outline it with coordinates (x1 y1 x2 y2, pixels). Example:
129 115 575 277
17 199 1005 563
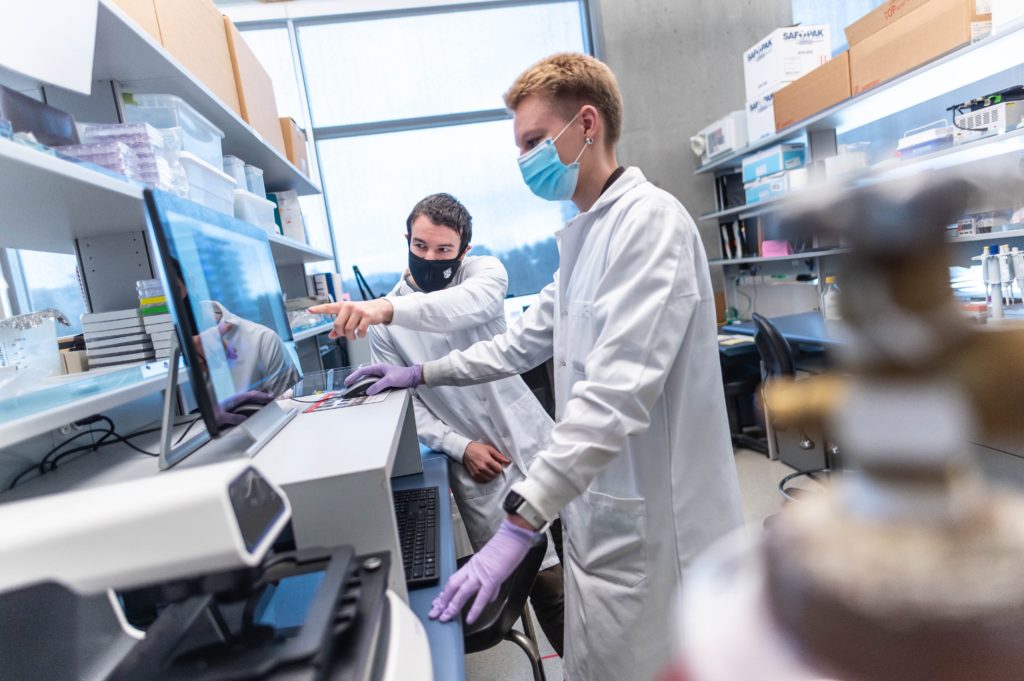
560 360 567 367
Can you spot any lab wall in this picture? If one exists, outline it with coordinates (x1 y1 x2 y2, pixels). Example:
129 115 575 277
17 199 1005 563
588 0 792 287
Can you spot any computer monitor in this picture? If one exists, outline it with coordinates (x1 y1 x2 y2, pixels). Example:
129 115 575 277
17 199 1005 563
144 189 302 467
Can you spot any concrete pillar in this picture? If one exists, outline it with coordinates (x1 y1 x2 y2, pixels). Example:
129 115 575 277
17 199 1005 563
589 0 793 282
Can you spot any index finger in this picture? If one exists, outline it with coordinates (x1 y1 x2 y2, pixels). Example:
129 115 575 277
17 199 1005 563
490 448 511 465
308 303 337 315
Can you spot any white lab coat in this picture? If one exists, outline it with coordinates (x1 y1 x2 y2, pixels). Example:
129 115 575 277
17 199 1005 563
201 302 300 399
424 168 745 681
368 256 558 570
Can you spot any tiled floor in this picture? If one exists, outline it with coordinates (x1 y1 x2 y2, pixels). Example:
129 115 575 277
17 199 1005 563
464 448 794 681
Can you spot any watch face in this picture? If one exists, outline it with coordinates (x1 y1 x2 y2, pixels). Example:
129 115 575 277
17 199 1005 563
503 491 523 514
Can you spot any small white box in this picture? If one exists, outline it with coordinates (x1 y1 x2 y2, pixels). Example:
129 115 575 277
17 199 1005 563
743 25 832 101
746 93 777 143
692 111 748 164
272 190 308 244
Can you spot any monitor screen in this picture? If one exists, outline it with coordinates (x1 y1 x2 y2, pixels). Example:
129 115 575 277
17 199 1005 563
144 189 301 438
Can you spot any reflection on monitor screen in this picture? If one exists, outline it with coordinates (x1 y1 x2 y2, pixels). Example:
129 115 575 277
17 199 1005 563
150 193 301 413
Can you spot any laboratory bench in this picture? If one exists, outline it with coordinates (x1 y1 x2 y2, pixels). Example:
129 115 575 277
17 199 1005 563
0 388 465 680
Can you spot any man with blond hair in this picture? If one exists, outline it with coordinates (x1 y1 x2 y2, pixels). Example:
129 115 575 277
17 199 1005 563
338 53 744 681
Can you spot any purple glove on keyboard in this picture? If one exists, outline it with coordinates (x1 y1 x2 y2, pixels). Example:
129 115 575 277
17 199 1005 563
429 519 538 624
345 363 423 396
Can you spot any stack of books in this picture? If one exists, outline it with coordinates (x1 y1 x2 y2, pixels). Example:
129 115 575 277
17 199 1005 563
82 310 155 368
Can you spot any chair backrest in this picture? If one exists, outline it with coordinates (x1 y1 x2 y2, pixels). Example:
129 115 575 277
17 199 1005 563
752 313 796 378
462 533 548 653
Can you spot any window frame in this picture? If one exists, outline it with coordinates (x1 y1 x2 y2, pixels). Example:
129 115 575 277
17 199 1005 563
235 0 594 296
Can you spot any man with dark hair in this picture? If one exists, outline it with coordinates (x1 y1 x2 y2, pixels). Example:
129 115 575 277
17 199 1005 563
310 192 565 653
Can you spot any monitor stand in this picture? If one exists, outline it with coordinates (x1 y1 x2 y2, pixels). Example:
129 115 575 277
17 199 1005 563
158 337 210 470
157 337 300 469
237 400 298 458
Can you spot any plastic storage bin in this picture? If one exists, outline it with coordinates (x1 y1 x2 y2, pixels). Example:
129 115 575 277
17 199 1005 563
122 94 225 169
179 151 236 215
222 155 246 188
244 164 266 197
234 189 278 234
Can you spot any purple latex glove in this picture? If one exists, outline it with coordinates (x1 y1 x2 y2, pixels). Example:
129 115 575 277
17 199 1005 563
344 363 422 396
429 519 538 624
215 390 275 427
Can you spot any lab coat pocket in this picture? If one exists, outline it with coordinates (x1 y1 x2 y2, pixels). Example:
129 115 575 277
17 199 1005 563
459 465 508 501
569 489 648 587
506 392 553 464
566 300 595 371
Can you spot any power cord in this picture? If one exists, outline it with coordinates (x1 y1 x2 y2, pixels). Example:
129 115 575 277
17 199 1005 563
7 414 201 491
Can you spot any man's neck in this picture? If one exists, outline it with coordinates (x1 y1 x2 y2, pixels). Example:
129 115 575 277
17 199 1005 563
572 153 621 212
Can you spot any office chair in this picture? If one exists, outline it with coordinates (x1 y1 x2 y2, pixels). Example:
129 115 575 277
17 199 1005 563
752 314 839 500
461 534 550 681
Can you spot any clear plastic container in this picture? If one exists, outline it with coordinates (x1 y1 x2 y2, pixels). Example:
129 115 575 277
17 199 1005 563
122 93 225 169
244 164 266 197
234 189 278 234
179 151 236 216
222 154 246 188
821 276 842 321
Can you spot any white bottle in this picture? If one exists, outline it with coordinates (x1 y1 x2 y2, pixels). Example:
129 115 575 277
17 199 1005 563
822 276 842 321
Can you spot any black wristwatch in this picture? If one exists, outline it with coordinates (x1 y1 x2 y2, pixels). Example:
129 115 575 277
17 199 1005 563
503 490 547 530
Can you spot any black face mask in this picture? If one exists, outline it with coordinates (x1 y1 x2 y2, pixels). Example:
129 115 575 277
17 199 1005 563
408 251 462 293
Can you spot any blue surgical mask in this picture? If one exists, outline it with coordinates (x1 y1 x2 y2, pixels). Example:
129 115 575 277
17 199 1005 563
517 112 592 201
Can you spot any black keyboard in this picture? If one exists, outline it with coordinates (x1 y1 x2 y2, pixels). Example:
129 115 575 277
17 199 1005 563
392 486 440 589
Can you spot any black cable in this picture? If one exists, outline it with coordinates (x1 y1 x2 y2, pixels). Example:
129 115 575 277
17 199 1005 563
9 415 201 490
174 417 201 446
39 425 114 473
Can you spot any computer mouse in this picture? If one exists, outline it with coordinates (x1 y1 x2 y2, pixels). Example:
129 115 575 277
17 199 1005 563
342 376 380 399
231 402 267 416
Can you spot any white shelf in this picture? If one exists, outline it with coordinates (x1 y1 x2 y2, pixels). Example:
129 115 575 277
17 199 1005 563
0 139 146 253
91 0 319 196
292 322 333 342
709 248 849 267
699 197 787 223
0 361 180 451
702 126 1024 230
268 234 334 266
694 21 1024 176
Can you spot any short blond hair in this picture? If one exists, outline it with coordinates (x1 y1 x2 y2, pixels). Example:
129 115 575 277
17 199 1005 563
504 53 623 147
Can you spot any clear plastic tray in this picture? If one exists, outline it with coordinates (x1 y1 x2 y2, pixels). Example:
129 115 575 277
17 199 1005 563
223 155 247 188
179 151 236 215
244 164 266 197
122 93 225 169
233 189 278 234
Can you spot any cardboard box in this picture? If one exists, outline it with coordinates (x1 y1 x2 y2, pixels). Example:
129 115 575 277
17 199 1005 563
745 93 778 143
773 51 851 131
152 0 241 116
850 0 993 95
110 0 161 41
846 0 992 44
743 25 831 100
280 117 310 176
742 144 806 184
225 19 287 158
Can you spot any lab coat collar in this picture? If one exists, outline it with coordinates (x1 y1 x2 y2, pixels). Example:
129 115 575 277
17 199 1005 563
577 166 646 221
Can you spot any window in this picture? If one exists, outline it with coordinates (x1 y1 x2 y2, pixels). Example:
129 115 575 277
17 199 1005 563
317 118 571 297
299 3 587 128
294 0 590 297
8 249 88 336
